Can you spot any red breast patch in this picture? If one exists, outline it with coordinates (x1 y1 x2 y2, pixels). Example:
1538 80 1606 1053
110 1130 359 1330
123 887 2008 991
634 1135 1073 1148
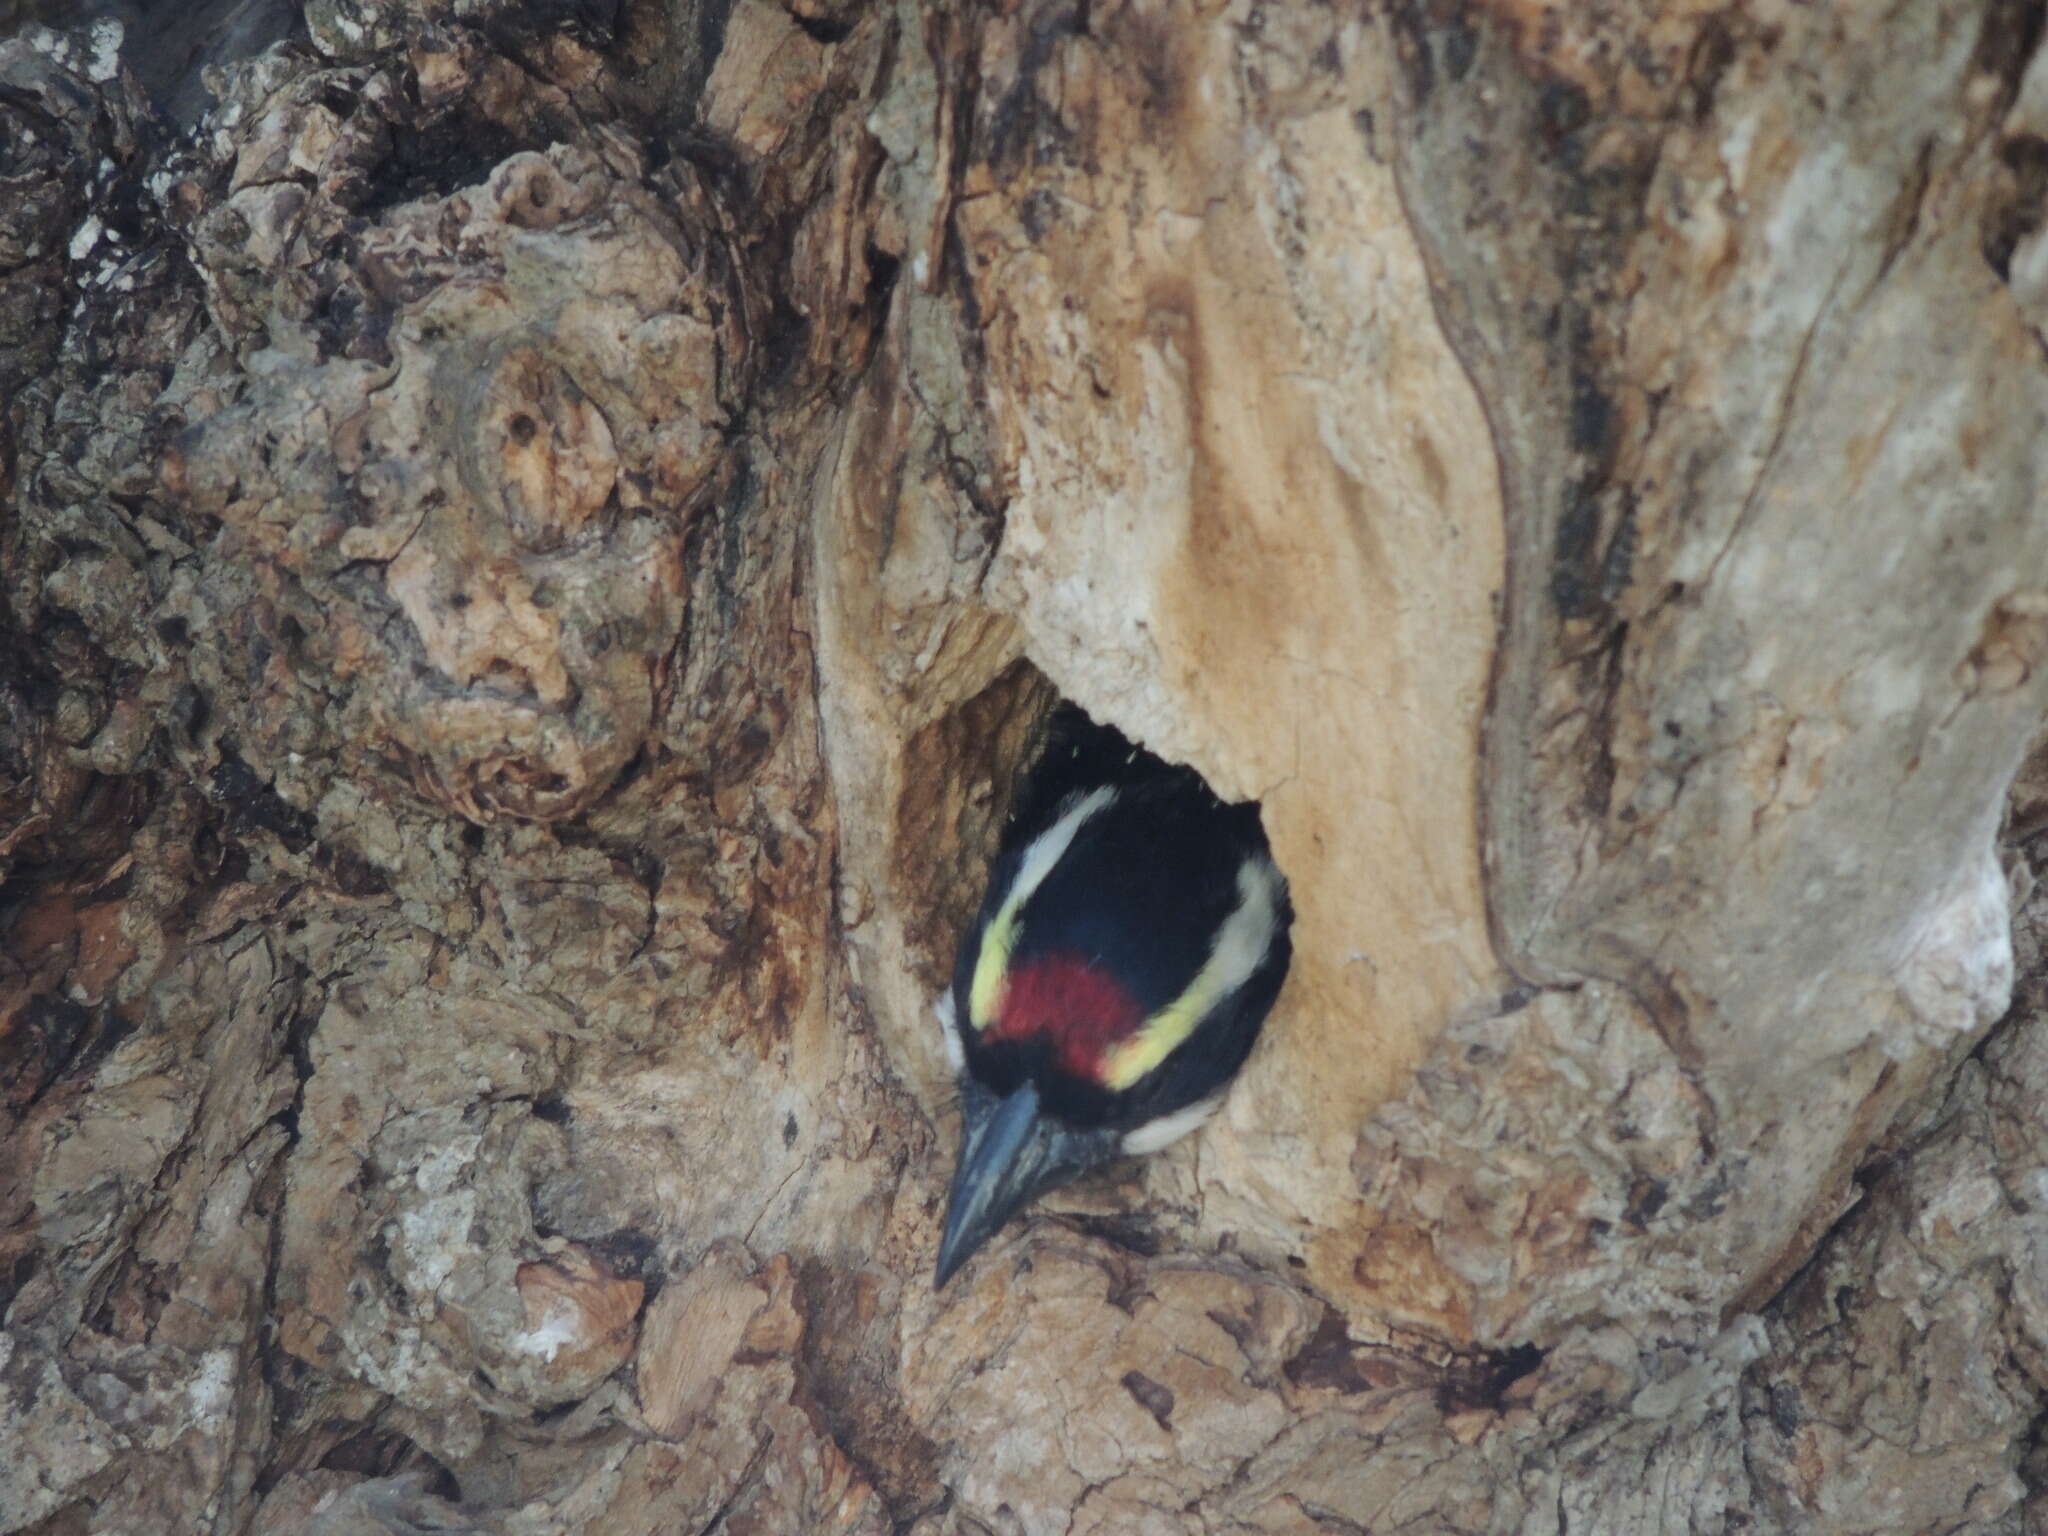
988 953 1144 1082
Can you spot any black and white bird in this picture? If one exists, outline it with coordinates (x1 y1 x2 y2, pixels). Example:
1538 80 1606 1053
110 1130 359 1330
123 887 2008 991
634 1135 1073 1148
933 709 1292 1288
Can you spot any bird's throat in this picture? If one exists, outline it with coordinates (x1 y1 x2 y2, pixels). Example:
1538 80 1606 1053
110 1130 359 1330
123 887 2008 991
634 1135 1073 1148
987 952 1144 1082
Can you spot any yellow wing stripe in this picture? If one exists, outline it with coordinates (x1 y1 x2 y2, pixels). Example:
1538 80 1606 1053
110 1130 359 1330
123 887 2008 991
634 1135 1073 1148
1099 856 1281 1091
968 788 1114 1032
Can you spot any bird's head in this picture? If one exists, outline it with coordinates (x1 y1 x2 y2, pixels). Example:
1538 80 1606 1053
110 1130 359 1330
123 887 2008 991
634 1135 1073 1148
932 955 1136 1288
934 1077 1120 1289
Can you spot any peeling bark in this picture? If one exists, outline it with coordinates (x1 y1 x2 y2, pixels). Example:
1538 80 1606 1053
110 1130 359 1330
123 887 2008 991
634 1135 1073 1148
4 1 2047 1532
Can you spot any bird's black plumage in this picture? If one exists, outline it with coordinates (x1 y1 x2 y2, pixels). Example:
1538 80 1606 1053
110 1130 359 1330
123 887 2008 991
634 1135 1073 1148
933 707 1292 1287
947 708 1292 1134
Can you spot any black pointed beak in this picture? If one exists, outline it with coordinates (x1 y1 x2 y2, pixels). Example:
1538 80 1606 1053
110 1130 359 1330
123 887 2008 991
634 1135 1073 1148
934 1082 1115 1289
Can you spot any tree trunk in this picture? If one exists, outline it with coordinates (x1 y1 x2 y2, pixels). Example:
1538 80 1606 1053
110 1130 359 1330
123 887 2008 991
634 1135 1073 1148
4 1 2047 1530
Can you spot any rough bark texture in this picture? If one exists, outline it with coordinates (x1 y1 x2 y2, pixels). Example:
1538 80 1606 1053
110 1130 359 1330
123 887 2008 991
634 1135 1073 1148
3 1 2047 1532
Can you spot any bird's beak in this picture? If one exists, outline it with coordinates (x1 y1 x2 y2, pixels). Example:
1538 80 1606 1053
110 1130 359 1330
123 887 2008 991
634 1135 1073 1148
934 1082 1115 1289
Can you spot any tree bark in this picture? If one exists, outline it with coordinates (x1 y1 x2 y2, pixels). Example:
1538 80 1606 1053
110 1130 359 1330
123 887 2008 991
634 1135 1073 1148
3 1 2047 1531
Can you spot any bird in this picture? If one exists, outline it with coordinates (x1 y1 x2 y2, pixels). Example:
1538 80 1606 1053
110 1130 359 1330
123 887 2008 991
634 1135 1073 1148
933 707 1292 1288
